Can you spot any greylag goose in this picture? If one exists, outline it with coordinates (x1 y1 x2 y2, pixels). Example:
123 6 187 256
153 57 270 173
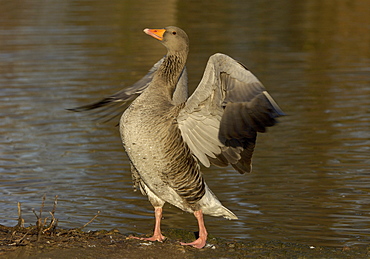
70 26 284 248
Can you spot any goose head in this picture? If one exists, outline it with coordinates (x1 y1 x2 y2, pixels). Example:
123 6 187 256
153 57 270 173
144 26 189 54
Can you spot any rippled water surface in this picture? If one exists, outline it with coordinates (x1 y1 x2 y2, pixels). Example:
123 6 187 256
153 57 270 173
1 0 369 247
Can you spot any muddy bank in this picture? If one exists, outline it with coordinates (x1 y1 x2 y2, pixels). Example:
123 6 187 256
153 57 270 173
1 198 369 258
1 224 369 259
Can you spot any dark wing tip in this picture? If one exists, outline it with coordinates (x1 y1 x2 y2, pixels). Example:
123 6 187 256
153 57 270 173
262 91 285 117
68 98 116 112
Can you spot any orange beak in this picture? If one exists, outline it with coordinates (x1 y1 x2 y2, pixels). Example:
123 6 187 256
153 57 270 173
144 28 166 41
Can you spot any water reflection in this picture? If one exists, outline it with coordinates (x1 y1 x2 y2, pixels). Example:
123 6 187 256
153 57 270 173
0 0 369 247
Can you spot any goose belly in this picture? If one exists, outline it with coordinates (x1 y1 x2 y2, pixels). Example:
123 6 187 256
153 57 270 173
119 104 194 213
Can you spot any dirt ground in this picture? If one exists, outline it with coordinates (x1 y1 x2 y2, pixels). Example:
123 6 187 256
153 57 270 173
1 224 369 259
1 198 369 258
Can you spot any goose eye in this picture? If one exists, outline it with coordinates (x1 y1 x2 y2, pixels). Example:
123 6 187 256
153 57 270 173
172 31 177 35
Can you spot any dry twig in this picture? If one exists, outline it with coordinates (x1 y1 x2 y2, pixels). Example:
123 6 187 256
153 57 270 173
32 194 47 241
9 228 31 246
79 211 100 229
43 195 59 233
16 202 24 228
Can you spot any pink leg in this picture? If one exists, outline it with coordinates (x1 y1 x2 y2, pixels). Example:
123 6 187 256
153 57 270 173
180 210 208 249
130 207 165 242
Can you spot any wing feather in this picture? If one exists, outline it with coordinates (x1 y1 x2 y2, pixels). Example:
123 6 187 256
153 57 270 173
178 53 284 173
69 56 188 121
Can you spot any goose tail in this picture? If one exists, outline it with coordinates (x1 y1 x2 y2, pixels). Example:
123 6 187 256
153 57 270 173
199 184 238 220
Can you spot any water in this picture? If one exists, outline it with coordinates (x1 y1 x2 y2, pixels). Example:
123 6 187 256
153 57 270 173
1 0 369 247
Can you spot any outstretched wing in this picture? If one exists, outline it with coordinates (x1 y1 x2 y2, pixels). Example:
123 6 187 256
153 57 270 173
69 56 188 121
178 53 284 174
